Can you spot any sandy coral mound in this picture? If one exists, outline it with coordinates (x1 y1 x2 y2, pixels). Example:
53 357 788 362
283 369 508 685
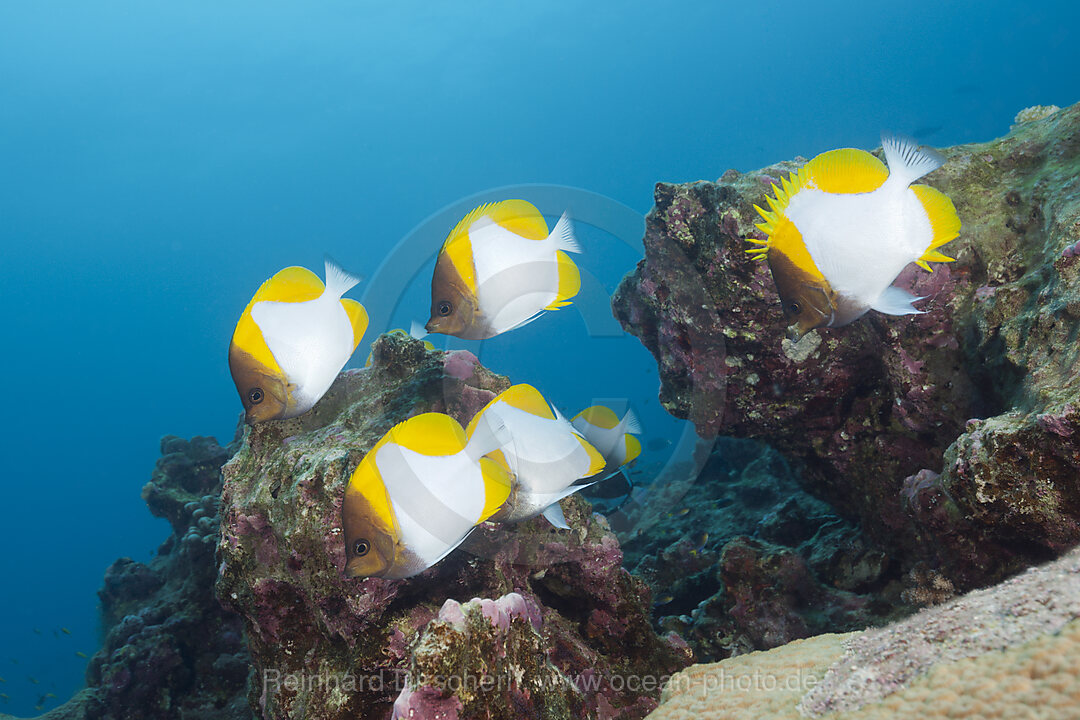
648 621 1080 720
801 544 1080 714
647 545 1080 720
646 633 850 719
833 618 1080 720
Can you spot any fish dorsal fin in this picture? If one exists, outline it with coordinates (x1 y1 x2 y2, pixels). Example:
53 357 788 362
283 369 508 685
477 457 513 522
746 169 827 282
347 433 401 537
576 405 620 430
446 199 549 248
576 434 607 477
623 434 642 464
749 211 826 282
499 384 556 420
803 148 889 194
232 266 326 375
340 299 369 349
253 266 326 303
911 185 961 269
546 251 581 310
390 413 467 456
483 199 550 240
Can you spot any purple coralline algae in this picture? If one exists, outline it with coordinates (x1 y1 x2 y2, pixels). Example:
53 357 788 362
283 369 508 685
611 101 1080 592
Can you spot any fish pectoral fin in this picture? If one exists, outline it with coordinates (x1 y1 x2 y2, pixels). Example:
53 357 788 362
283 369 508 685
870 286 926 316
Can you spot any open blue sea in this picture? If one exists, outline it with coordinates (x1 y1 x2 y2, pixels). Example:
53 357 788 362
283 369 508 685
1 1 1077 715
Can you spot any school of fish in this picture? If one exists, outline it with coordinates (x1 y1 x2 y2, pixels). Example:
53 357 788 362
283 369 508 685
225 139 960 577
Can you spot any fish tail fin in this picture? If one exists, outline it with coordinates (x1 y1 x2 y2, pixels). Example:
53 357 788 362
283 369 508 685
323 255 363 298
548 212 581 254
870 286 926 316
619 408 642 435
881 133 945 186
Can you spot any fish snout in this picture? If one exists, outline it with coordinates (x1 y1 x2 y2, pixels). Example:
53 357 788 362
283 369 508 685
785 324 804 343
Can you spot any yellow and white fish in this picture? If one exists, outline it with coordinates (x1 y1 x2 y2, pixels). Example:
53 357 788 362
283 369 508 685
571 406 642 474
342 412 512 579
425 199 582 339
746 134 961 340
466 384 605 529
229 258 368 423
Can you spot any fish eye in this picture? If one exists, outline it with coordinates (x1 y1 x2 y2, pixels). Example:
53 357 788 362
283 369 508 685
248 388 264 405
438 300 453 316
352 539 370 557
787 302 802 315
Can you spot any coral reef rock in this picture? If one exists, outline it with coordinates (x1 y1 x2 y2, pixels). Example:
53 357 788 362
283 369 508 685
612 101 1080 591
644 543 1080 719
614 437 896 662
216 332 690 720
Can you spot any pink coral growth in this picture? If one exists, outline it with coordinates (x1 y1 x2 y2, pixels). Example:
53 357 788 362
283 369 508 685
391 684 462 720
443 350 479 380
438 592 543 634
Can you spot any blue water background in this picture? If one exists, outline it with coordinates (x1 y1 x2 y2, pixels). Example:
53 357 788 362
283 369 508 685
1 1 1078 714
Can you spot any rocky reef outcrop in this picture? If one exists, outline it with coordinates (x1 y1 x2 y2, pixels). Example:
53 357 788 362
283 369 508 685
612 438 898 663
216 332 691 720
612 102 1080 591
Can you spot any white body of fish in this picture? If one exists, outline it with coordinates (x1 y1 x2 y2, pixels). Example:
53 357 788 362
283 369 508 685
250 259 360 417
785 135 944 316
468 212 579 334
